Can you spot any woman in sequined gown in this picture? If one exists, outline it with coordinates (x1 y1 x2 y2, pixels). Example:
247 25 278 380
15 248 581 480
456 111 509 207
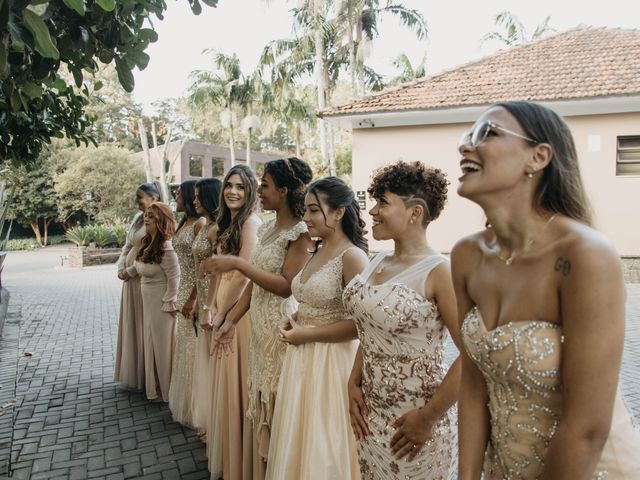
115 182 160 391
344 161 461 480
126 202 180 402
266 177 369 480
190 178 222 435
168 180 205 427
453 101 640 479
203 158 314 479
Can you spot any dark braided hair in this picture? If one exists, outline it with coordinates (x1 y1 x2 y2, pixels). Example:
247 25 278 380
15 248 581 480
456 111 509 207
214 165 258 255
307 176 368 254
264 157 313 218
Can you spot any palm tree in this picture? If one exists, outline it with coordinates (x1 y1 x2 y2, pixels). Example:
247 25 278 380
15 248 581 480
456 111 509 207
336 0 428 97
388 52 426 85
482 11 554 46
189 51 244 166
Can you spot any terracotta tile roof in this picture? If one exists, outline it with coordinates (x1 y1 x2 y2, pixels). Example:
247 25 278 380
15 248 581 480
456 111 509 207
320 27 640 117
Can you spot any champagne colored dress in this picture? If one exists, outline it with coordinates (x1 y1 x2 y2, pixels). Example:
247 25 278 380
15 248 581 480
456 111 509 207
168 222 198 426
243 219 308 480
342 253 457 480
461 306 640 479
207 270 250 480
114 214 146 390
127 241 180 402
266 248 360 480
191 223 214 432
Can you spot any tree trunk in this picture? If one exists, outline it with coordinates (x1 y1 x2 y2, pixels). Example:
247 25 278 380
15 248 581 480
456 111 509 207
150 122 169 202
356 18 365 96
295 124 302 158
137 119 154 182
313 0 328 172
43 219 50 247
246 102 253 167
348 2 358 98
30 221 43 247
229 126 236 168
328 122 336 176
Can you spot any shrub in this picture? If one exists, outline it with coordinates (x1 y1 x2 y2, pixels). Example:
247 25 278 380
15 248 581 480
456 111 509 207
110 224 128 248
66 226 93 247
91 225 116 248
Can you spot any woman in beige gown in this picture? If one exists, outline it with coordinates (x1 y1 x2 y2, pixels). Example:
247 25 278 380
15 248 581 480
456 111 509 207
114 182 161 391
203 158 314 479
267 177 369 480
168 180 205 426
201 165 261 480
126 202 180 402
453 101 640 479
190 178 222 435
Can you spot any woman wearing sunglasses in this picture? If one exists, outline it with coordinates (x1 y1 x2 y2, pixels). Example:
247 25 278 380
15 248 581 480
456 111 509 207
453 101 640 479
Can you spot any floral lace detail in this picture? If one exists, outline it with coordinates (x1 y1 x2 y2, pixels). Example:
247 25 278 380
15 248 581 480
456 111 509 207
461 307 609 480
291 249 353 327
247 219 307 420
342 253 456 479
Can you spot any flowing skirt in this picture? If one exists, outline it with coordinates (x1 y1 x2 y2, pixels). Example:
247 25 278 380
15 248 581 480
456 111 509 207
266 339 360 480
191 326 212 432
114 276 145 390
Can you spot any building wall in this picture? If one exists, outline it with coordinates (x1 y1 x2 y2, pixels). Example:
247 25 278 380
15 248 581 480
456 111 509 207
351 112 640 255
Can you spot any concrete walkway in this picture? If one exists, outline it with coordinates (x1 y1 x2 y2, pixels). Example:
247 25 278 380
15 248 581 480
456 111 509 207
0 247 638 479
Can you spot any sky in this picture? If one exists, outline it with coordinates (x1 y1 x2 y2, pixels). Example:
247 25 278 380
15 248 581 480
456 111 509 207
132 0 640 114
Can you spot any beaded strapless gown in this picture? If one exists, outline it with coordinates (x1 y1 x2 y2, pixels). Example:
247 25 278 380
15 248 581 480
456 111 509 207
266 248 360 480
343 253 457 480
168 222 198 426
461 306 640 479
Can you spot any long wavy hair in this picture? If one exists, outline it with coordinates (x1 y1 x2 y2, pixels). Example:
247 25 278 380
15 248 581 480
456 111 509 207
214 165 258 255
264 157 313 218
496 101 592 225
137 202 176 264
176 180 199 231
307 176 368 254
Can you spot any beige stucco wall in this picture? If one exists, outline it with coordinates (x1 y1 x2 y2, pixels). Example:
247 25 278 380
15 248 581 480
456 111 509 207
351 112 640 255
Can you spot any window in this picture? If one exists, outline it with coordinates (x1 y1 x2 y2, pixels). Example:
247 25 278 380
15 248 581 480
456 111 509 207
616 136 640 176
189 154 204 177
212 157 225 178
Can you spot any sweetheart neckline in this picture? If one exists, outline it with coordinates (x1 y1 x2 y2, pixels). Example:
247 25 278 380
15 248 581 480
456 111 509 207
464 306 561 334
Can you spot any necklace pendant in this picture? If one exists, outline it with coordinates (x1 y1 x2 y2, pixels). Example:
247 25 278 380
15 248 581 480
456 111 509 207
375 266 385 275
505 257 513 266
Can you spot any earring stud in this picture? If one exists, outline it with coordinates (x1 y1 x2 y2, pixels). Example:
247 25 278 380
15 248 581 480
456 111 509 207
527 172 533 179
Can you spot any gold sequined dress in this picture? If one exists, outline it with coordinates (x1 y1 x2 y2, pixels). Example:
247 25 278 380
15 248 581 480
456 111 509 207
168 222 198 426
191 223 214 431
461 306 640 479
266 248 360 480
243 219 308 480
343 252 456 480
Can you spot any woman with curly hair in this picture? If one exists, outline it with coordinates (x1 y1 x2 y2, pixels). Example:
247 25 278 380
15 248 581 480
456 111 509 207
126 202 180 402
343 161 461 479
199 164 262 480
201 157 314 479
267 176 369 480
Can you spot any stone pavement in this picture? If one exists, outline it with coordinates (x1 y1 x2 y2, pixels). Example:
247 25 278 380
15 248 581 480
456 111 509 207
0 247 639 479
0 248 209 479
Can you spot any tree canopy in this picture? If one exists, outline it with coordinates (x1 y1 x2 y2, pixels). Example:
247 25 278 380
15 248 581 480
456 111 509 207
0 0 217 167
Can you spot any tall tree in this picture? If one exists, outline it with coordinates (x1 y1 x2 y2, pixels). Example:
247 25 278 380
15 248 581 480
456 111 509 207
189 52 245 166
388 52 426 86
482 11 554 46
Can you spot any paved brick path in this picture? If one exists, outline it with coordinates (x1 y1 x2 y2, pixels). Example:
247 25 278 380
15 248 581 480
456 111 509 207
0 248 639 479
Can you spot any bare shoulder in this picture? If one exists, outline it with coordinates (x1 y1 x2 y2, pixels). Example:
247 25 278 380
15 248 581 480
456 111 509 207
554 218 621 279
450 230 489 266
193 217 207 236
247 213 263 228
342 246 369 284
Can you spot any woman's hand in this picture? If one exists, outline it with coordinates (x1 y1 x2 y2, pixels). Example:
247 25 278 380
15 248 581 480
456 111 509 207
118 270 130 281
390 406 437 461
211 311 226 330
211 320 235 358
278 313 309 346
199 308 214 330
348 381 370 441
181 299 195 319
199 255 238 277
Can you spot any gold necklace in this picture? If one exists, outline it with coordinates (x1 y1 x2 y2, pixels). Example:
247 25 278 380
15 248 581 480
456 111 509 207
497 214 557 266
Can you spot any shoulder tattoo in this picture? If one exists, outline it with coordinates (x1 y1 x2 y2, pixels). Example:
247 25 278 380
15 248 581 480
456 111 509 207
554 257 571 276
